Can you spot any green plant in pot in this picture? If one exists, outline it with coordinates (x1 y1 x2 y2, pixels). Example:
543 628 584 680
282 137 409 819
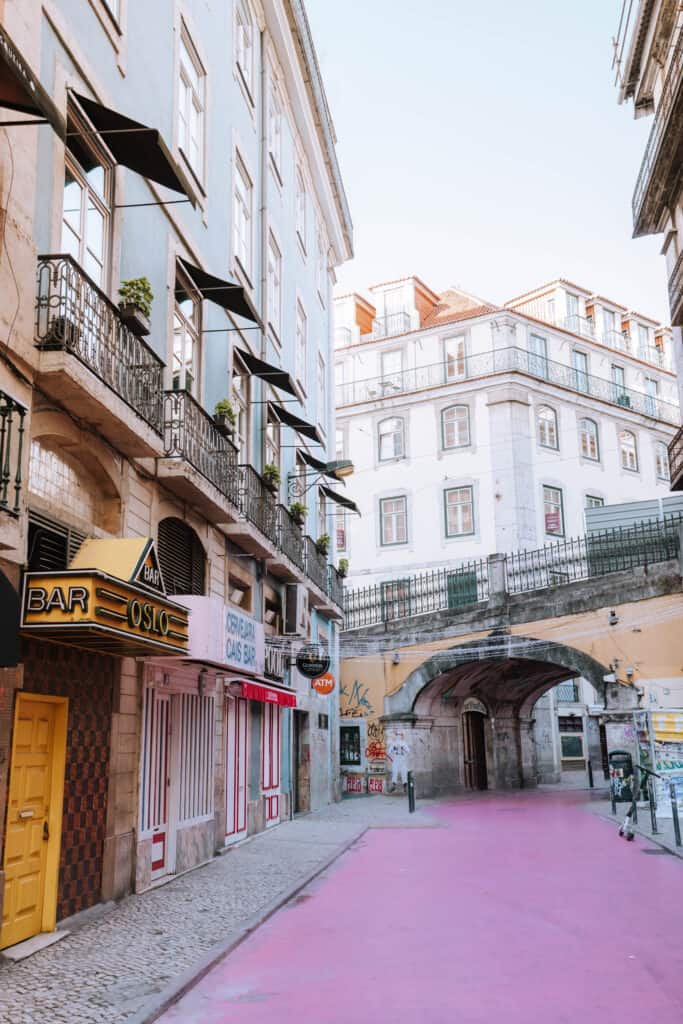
118 277 153 337
316 532 330 556
338 558 349 577
213 398 236 436
263 463 281 491
289 501 307 526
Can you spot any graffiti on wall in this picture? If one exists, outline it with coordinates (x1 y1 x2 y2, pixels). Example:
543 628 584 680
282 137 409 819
365 720 387 772
340 679 375 717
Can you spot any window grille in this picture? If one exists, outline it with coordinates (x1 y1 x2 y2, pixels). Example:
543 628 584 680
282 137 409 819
177 692 215 822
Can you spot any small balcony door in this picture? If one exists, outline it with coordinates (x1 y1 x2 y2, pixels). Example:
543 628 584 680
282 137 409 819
572 350 589 394
261 703 281 827
140 688 173 880
528 334 548 379
225 697 248 846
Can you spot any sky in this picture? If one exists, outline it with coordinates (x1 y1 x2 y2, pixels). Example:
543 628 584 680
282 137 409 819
307 0 670 322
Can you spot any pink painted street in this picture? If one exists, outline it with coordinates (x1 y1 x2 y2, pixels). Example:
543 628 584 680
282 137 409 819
159 792 683 1024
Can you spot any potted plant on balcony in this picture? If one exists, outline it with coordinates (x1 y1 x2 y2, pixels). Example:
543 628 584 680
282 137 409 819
118 277 153 337
316 533 330 556
213 398 236 437
263 463 281 493
289 501 307 526
338 558 349 578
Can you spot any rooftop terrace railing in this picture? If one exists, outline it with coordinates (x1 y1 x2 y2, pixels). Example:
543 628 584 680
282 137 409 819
335 346 679 423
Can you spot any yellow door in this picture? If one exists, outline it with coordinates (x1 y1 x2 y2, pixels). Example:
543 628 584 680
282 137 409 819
1 695 67 950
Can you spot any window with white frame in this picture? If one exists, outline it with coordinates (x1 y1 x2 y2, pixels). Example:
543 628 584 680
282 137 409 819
233 154 253 277
296 166 307 252
173 268 202 395
566 292 579 319
441 405 470 449
655 441 669 481
266 232 282 337
637 323 651 357
295 301 307 386
528 333 548 378
232 352 250 459
317 354 327 430
61 107 112 288
264 405 280 472
645 378 658 416
619 430 638 472
572 350 589 393
177 692 215 822
585 494 604 509
380 496 407 545
178 28 205 180
336 513 347 552
579 418 599 460
380 349 402 388
543 485 564 536
602 308 616 338
537 405 558 449
444 486 474 537
444 335 466 380
378 417 405 461
235 1 254 99
268 80 282 176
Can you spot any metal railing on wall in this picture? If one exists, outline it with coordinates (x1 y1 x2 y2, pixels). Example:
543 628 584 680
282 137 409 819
0 390 26 517
36 255 164 432
276 504 305 571
162 389 240 506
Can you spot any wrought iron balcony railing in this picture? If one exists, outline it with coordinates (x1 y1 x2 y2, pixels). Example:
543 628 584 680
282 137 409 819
305 535 328 593
563 315 596 339
0 390 26 516
327 564 345 608
669 426 683 490
162 389 240 506
632 27 683 233
371 311 412 338
602 329 631 353
336 346 679 423
36 255 164 432
238 464 277 537
668 250 683 327
276 504 305 570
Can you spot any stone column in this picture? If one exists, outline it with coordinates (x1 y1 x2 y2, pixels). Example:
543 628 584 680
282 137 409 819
490 703 523 789
487 552 507 609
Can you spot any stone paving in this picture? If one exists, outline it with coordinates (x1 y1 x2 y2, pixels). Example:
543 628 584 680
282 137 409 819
0 797 436 1024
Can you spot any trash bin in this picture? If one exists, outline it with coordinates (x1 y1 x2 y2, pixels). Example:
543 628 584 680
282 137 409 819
609 750 634 803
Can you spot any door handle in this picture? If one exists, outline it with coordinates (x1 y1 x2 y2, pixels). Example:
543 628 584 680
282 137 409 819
43 820 49 841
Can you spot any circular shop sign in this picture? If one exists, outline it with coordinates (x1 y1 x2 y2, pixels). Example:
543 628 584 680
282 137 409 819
311 672 335 695
296 643 331 679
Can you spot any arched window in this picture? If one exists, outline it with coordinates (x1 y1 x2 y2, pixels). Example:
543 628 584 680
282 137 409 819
537 406 558 449
579 418 599 460
158 517 206 595
377 417 404 461
441 405 470 449
655 441 669 481
619 430 638 472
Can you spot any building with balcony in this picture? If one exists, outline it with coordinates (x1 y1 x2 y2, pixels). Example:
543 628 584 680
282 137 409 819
613 0 683 487
0 0 352 954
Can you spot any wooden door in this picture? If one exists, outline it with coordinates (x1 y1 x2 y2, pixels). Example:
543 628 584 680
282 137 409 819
140 688 171 879
261 703 281 827
1 695 67 950
463 711 488 791
225 697 248 845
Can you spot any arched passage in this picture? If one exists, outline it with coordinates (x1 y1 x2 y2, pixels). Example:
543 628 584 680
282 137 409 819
381 634 631 796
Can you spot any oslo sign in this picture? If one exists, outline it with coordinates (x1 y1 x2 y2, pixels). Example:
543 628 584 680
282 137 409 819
296 644 331 679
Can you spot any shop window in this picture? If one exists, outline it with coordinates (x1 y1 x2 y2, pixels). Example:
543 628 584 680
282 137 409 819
340 724 361 766
158 517 206 595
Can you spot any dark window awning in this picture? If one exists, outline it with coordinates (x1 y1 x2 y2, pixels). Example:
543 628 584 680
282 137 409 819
0 25 66 138
320 484 360 515
178 258 261 326
271 403 323 444
73 93 195 204
236 348 297 396
300 450 345 483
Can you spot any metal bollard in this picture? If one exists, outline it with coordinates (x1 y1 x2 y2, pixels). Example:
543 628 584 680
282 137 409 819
632 767 638 824
587 760 594 789
407 770 416 813
670 782 682 847
610 777 616 814
648 776 658 834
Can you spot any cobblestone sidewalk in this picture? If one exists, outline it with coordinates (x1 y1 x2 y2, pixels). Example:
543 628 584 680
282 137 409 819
587 790 683 859
0 797 436 1024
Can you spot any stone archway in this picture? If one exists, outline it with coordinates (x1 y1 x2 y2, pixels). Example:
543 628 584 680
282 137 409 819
381 633 635 796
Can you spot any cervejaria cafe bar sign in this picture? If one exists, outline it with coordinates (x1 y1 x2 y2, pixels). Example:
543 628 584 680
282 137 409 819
21 537 189 656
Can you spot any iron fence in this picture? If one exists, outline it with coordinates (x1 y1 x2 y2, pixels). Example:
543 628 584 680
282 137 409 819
0 390 26 516
305 535 328 593
371 311 412 338
344 559 489 631
238 464 277 537
505 516 683 595
327 564 344 608
669 425 683 488
336 346 679 423
162 390 240 506
276 504 305 570
36 255 164 431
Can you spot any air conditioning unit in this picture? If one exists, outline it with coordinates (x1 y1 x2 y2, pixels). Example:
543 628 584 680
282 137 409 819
284 583 308 636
